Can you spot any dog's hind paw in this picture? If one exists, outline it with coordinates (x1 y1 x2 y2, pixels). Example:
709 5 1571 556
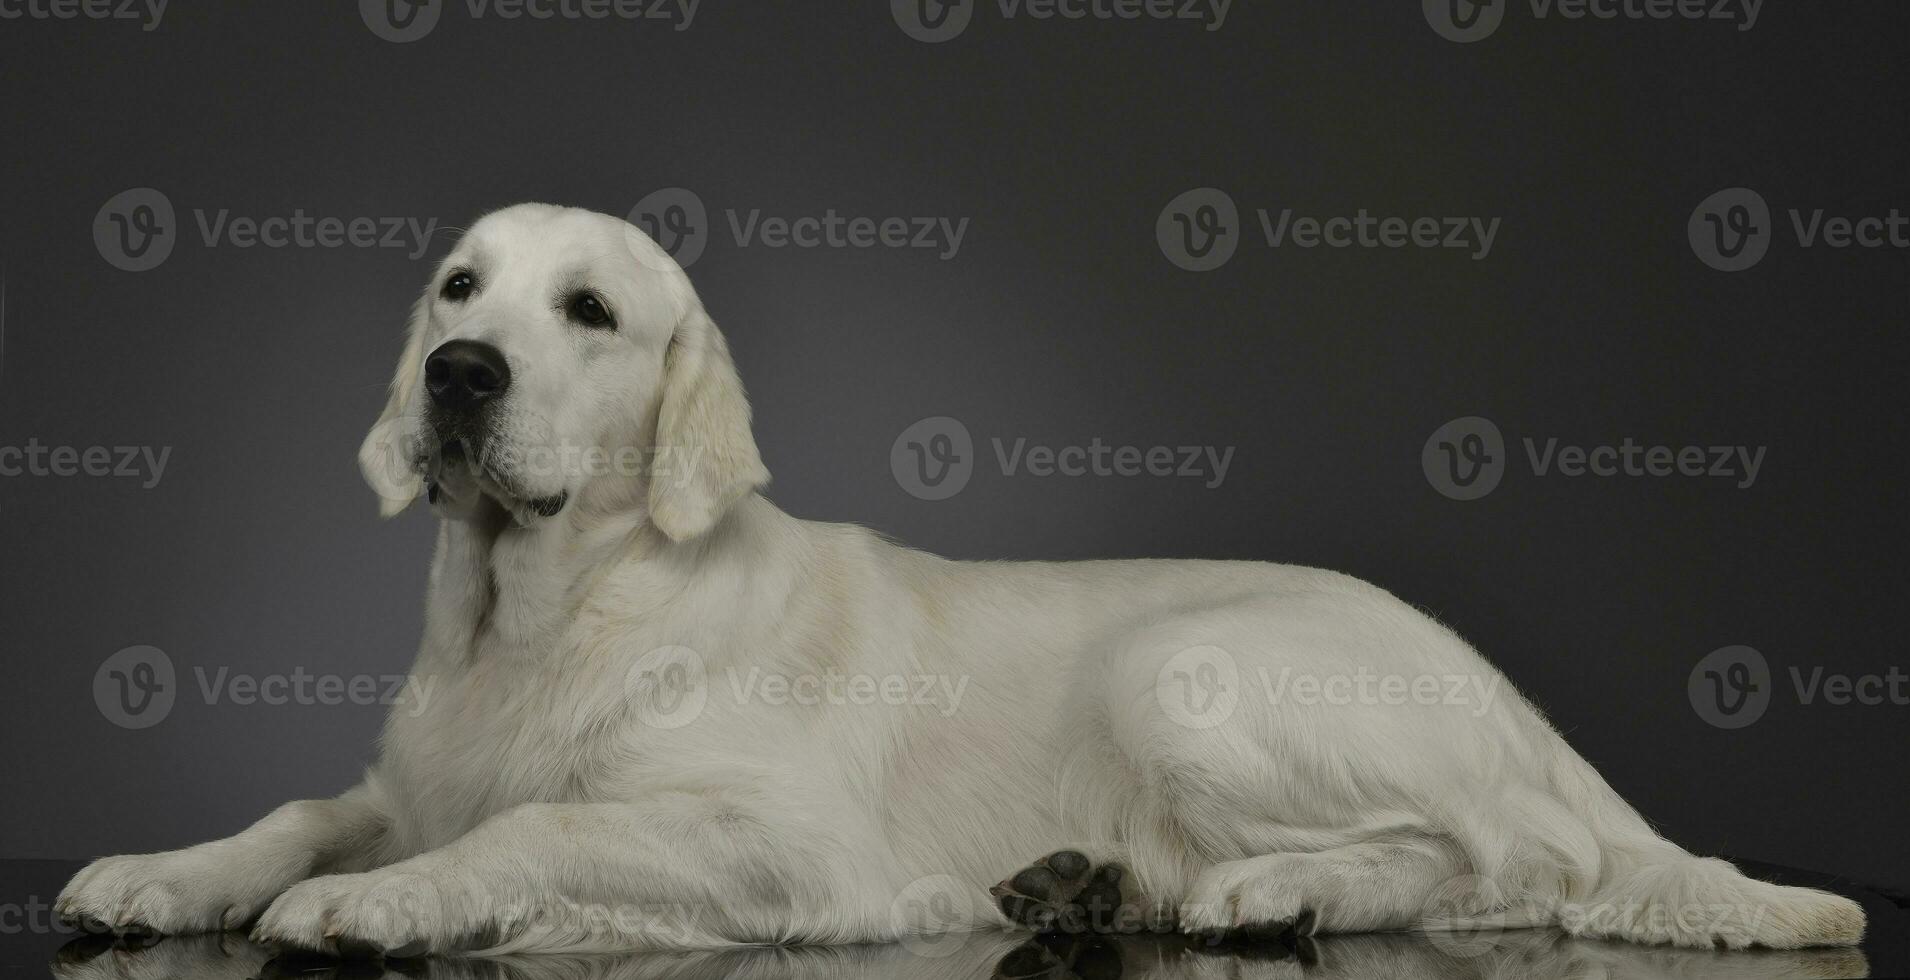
992 851 1168 935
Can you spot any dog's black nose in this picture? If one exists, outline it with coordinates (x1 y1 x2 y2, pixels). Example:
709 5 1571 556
424 340 511 411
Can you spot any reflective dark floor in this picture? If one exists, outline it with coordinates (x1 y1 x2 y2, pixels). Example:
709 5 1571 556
33 930 1882 980
6 860 1901 980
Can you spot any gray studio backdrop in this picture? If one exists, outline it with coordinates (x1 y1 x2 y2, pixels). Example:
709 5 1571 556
1 3 1905 887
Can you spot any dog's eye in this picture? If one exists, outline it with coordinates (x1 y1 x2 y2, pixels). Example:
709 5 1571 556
441 271 476 301
568 292 614 328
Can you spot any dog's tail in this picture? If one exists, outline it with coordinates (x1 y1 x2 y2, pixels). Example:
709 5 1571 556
1430 714 1865 949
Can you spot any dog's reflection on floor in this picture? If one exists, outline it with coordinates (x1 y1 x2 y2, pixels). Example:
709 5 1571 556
52 928 1868 980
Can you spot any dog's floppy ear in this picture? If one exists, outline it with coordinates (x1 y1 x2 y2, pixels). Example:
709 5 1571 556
648 307 769 541
357 296 431 517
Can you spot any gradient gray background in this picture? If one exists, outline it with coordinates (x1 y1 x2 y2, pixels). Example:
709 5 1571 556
1 3 1904 888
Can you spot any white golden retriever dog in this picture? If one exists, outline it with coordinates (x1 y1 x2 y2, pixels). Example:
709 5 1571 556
58 204 1863 957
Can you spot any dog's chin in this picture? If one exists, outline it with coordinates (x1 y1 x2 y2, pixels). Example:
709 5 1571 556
495 486 570 528
427 478 569 529
418 436 570 526
422 458 491 524
470 463 569 526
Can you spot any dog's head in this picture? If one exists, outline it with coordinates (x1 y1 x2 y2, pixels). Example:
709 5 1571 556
358 203 767 540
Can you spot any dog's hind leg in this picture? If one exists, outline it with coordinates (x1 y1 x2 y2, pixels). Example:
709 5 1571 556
1091 589 1864 949
1085 594 1555 943
1176 836 1478 939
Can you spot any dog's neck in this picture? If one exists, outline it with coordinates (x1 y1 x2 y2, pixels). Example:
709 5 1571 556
422 496 654 659
419 491 794 663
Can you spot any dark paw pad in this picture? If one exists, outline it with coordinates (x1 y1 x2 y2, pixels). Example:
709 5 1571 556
992 851 1155 934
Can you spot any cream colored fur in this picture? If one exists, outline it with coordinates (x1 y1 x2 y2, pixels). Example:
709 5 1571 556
57 204 1865 955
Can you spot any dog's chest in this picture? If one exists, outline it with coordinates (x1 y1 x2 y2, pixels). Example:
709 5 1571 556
378 646 641 849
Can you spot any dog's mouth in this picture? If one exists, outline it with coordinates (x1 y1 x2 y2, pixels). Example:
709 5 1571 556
418 434 568 522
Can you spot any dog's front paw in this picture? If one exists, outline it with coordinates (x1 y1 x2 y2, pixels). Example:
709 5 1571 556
251 868 489 959
1178 858 1319 943
56 850 279 936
